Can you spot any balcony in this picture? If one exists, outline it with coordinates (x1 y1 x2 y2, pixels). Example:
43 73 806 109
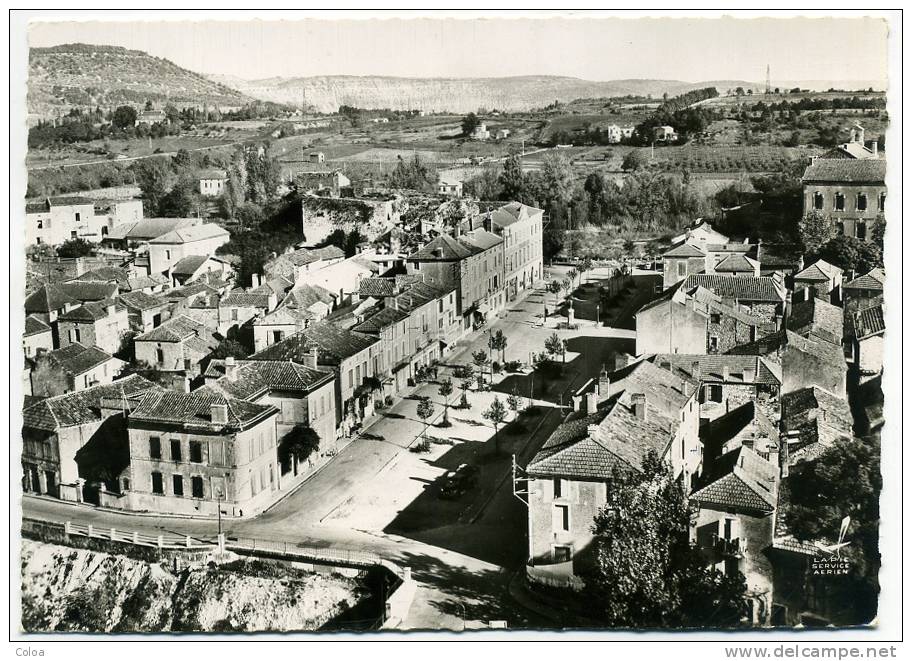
714 537 743 557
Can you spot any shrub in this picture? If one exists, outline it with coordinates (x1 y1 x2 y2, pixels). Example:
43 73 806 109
492 361 501 374
504 360 522 372
384 395 394 406
410 438 431 453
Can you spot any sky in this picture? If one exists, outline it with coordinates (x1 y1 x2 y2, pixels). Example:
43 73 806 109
27 14 889 85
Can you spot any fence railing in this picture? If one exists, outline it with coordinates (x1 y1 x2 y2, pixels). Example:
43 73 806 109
63 521 217 550
227 536 382 567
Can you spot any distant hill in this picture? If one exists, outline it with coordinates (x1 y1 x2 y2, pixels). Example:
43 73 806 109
209 74 760 113
28 44 252 116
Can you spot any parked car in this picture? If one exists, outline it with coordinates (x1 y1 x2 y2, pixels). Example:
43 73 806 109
438 463 479 500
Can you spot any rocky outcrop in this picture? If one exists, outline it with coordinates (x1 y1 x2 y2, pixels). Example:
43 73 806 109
20 540 369 632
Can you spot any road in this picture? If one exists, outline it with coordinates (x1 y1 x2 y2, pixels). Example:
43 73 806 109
21 275 633 629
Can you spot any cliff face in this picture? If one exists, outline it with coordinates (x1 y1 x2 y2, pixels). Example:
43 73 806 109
216 75 754 113
20 540 369 633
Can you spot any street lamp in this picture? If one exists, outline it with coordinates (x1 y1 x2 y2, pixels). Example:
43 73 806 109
596 303 600 327
215 487 224 550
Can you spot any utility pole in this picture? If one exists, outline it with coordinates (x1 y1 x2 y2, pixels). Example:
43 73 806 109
765 64 771 95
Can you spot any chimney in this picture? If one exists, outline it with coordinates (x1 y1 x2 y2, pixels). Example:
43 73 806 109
572 394 582 412
722 364 730 381
586 423 601 439
267 292 278 311
855 123 864 145
598 367 610 398
106 303 116 317
251 273 261 289
210 403 229 425
302 346 319 369
870 139 878 156
183 376 191 393
225 356 238 381
682 380 692 397
743 360 756 383
585 391 598 415
631 393 647 421
756 238 762 267
691 360 701 381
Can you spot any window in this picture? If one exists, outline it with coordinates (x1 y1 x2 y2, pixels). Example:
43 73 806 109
710 313 721 324
834 192 845 211
173 474 184 497
101 226 108 236
156 348 164 364
122 478 130 492
151 472 164 495
856 222 867 241
813 192 824 210
708 384 724 403
75 212 81 222
189 441 203 463
149 437 161 459
191 476 204 498
878 193 886 211
165 249 171 260
856 193 868 211
348 369 354 388
69 328 81 343
709 336 719 352
553 546 572 563
272 330 284 344
37 219 43 229
677 261 686 277
170 439 181 461
231 308 238 321
553 478 565 499
35 237 42 245
835 221 845 236
553 504 570 532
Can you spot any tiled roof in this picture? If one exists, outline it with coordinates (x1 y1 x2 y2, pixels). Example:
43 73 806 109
781 386 853 465
714 254 758 273
844 268 885 291
707 242 752 254
204 359 334 400
252 320 378 366
254 306 313 327
408 233 474 261
24 315 52 336
129 388 276 432
251 275 294 296
118 290 165 312
221 291 272 309
700 400 779 453
154 282 218 304
690 446 777 514
58 299 124 322
198 169 227 180
136 314 211 343
681 274 784 303
663 242 706 258
150 223 230 244
124 274 169 292
285 284 335 310
459 229 502 252
393 281 443 312
115 217 198 241
649 354 781 386
69 267 130 285
37 342 121 377
310 245 346 260
171 254 210 276
852 303 885 340
22 374 158 432
801 158 886 184
359 277 397 298
787 298 844 344
25 282 119 313
352 307 410 334
528 393 674 480
794 259 842 283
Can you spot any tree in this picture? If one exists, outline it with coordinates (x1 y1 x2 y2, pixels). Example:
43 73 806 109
438 378 454 428
461 112 480 137
211 339 249 360
798 210 834 256
622 150 649 172
499 154 526 202
112 105 137 129
578 257 593 284
580 451 748 628
784 436 881 623
541 153 574 220
489 329 508 364
472 350 490 390
818 236 883 274
280 425 321 475
507 386 524 422
546 279 563 317
157 177 201 217
134 157 175 214
482 396 508 455
584 173 606 224
567 267 579 291
544 333 566 373
561 278 572 303
26 243 56 261
459 364 475 409
56 237 94 259
415 397 435 442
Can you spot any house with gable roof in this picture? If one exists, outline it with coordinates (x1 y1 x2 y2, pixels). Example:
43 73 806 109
793 259 843 303
21 374 159 502
28 342 126 396
524 358 701 585
148 223 231 275
801 157 886 243
123 388 280 516
848 302 884 382
57 299 130 355
23 315 54 359
689 445 779 624
134 314 219 378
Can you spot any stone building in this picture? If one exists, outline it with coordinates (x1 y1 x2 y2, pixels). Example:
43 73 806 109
801 157 886 243
28 342 125 396
57 299 130 356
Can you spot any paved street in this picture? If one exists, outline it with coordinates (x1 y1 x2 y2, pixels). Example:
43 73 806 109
21 273 637 630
